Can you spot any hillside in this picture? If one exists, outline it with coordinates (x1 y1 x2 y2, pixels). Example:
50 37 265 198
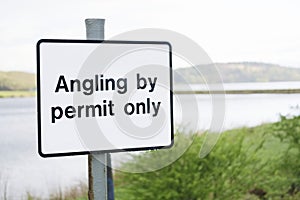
174 62 300 83
1 62 300 91
0 71 35 91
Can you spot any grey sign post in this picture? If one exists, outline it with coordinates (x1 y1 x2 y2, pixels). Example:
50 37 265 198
85 18 114 200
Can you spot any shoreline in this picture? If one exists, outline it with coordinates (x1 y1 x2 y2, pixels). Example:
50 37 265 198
0 91 36 98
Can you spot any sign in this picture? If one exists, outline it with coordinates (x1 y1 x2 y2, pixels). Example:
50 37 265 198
37 39 173 157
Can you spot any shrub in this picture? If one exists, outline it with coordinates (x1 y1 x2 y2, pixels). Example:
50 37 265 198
115 128 271 200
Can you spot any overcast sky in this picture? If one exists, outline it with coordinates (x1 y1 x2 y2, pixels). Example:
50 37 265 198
1 0 300 72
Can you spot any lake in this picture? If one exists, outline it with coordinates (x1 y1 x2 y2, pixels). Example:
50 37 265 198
1 82 300 198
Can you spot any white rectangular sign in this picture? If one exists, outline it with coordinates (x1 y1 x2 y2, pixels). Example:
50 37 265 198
37 39 173 157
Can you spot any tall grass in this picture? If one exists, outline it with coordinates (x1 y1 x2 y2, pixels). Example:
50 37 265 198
114 116 300 199
49 181 88 200
0 173 8 200
0 179 88 200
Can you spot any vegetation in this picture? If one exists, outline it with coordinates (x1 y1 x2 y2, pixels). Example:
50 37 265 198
0 71 35 91
3 110 300 200
0 91 35 98
48 181 88 200
5 114 299 199
175 62 300 83
114 115 300 200
24 182 88 200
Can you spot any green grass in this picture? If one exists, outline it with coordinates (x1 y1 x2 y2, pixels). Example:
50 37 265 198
0 90 36 98
114 117 300 200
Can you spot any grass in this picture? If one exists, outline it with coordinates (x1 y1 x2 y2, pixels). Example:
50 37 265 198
114 117 300 200
0 90 36 98
2 117 300 199
24 181 88 200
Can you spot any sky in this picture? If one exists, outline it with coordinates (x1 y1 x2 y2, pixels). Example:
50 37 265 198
1 0 300 72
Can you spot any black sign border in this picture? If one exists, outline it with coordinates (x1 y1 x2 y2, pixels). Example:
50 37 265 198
37 39 173 158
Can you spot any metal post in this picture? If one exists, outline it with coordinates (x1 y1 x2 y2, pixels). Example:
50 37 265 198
85 18 114 200
85 18 105 41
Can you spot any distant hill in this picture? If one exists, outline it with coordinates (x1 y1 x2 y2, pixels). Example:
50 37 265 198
1 62 300 91
174 62 300 84
0 71 35 91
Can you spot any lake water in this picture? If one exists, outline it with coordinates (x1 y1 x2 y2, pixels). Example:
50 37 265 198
1 82 300 198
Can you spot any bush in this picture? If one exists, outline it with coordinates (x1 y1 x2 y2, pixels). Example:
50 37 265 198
114 117 300 200
272 115 300 195
115 127 274 200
